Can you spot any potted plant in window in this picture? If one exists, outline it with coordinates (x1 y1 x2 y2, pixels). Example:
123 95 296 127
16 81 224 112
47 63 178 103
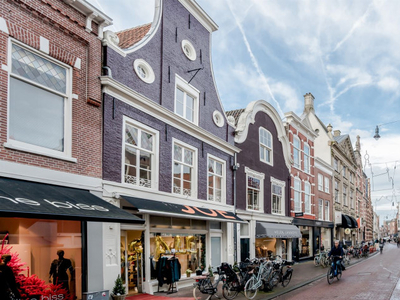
186 269 193 278
111 275 126 300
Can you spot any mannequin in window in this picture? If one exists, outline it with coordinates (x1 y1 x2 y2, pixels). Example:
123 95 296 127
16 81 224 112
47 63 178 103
49 250 74 292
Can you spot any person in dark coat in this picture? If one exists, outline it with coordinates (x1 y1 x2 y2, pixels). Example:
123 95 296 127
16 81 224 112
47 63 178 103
328 240 345 271
0 254 21 300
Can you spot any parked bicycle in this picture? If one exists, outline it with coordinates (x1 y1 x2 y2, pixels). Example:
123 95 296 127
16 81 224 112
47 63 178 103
193 267 225 300
342 249 351 265
327 255 342 284
243 259 271 299
219 261 252 300
268 259 294 289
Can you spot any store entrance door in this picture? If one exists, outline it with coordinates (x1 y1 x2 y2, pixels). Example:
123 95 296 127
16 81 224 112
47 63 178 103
211 237 222 271
121 230 143 295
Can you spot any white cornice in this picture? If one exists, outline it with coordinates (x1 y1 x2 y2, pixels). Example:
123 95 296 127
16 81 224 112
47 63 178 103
236 209 293 224
178 0 218 32
0 160 102 191
235 100 293 170
101 76 240 156
102 0 162 56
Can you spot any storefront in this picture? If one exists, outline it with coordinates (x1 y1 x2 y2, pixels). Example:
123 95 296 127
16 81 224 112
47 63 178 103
0 177 144 300
292 218 334 261
120 196 244 294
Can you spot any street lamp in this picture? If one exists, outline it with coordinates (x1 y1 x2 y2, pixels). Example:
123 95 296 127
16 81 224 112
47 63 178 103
374 126 381 141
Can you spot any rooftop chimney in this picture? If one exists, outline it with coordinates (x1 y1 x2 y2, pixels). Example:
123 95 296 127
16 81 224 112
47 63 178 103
303 93 315 113
334 130 341 137
356 135 361 152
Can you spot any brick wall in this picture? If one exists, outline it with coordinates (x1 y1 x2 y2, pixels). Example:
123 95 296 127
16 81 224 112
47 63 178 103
0 0 102 178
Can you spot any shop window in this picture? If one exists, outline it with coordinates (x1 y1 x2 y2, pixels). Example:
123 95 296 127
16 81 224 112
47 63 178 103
173 140 197 197
325 201 330 221
324 177 329 193
7 42 72 160
300 226 312 258
271 177 285 215
303 144 310 173
150 216 206 230
245 167 264 211
149 233 205 279
174 75 199 124
256 237 276 258
293 137 300 169
318 174 323 191
294 178 301 212
259 127 273 165
318 199 323 220
304 182 311 214
207 155 225 203
210 221 222 230
0 218 82 299
124 119 158 188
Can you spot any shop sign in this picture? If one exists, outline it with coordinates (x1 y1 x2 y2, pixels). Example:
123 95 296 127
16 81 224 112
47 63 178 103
0 196 110 211
294 212 304 217
335 211 342 225
181 205 236 219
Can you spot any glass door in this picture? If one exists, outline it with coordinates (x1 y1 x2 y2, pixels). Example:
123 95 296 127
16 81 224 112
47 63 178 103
121 230 143 294
211 237 221 271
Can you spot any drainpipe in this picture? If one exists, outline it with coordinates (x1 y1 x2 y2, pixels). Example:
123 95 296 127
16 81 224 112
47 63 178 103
233 153 239 263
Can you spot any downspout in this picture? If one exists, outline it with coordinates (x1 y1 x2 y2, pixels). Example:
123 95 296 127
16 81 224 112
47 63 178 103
233 153 238 263
159 0 164 106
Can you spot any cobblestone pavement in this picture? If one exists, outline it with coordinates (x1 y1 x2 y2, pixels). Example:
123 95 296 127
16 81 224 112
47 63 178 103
274 243 400 300
156 247 379 300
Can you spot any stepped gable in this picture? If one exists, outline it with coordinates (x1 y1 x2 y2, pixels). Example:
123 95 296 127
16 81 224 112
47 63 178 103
117 23 151 49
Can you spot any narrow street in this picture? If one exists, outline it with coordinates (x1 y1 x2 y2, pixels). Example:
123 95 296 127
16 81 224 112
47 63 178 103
275 243 400 299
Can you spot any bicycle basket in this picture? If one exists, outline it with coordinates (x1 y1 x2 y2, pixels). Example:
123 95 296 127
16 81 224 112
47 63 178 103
220 262 236 278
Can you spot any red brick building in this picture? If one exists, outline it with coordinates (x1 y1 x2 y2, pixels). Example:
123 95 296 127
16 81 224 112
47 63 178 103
0 1 142 297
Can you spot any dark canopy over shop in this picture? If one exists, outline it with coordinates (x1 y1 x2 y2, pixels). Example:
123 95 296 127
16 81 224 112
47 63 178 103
256 222 302 238
340 214 358 228
121 195 245 223
0 177 144 223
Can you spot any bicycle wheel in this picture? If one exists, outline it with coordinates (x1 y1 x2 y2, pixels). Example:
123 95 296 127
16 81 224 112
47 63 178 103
222 281 239 300
327 268 333 285
282 271 292 287
244 277 258 300
314 256 320 266
193 286 211 300
321 257 327 268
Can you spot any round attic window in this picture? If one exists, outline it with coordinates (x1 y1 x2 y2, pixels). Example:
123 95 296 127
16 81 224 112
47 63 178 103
133 59 155 84
181 40 196 61
213 110 225 127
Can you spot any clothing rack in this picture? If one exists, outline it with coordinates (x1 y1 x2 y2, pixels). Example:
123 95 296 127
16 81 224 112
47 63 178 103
154 253 179 294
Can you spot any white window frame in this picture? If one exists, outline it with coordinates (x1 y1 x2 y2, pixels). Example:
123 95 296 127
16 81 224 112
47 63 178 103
318 174 323 191
122 116 159 190
343 185 348 206
5 39 74 162
318 199 323 220
325 201 330 221
294 177 301 212
172 138 198 199
350 189 354 209
174 74 200 125
259 127 273 166
324 177 329 193
304 181 311 214
271 177 286 216
293 136 301 169
207 154 226 204
303 143 310 173
245 167 264 212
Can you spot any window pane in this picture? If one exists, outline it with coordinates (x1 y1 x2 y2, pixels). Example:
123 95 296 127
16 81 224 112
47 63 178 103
12 44 67 93
9 77 64 151
215 189 221 202
175 88 184 117
215 176 221 189
208 160 214 173
125 124 138 146
208 174 214 188
215 162 222 175
174 145 182 161
125 145 137 166
183 165 192 180
141 131 153 151
173 162 181 178
186 106 194 122
260 146 265 161
139 151 152 170
265 149 270 162
272 184 282 195
184 149 193 165
248 177 260 189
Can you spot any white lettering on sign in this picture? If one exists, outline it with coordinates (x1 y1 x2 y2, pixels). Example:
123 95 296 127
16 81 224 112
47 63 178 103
0 196 109 211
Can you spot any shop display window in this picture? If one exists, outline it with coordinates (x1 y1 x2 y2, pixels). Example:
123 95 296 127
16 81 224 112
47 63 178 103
300 226 312 258
255 238 276 258
149 233 205 279
0 218 82 300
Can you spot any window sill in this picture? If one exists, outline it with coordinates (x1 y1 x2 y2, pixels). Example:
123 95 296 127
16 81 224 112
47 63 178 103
260 159 273 167
271 212 285 216
246 208 262 212
4 142 77 163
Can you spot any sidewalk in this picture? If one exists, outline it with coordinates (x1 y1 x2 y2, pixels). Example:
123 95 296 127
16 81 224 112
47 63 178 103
129 252 378 300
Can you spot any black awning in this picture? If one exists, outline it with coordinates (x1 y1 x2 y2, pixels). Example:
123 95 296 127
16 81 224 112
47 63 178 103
341 214 355 228
121 195 245 223
256 222 302 238
0 177 144 224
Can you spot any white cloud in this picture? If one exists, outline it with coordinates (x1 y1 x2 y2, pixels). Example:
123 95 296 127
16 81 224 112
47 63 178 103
377 77 400 92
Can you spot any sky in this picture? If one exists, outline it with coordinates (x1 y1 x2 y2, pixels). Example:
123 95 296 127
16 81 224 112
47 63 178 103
87 0 400 226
